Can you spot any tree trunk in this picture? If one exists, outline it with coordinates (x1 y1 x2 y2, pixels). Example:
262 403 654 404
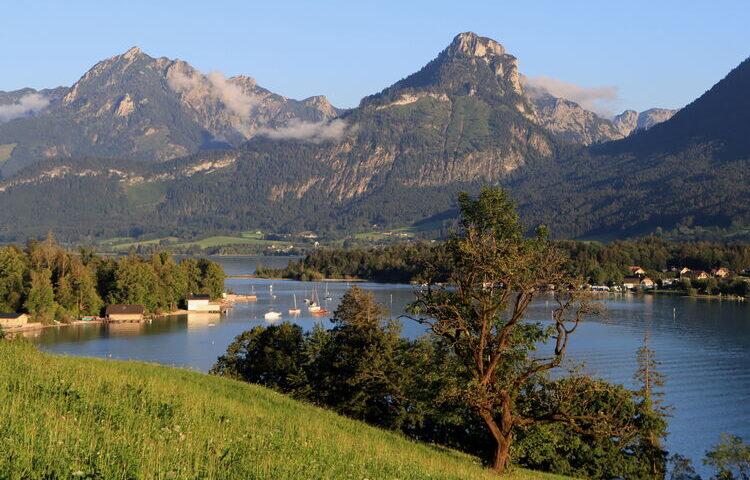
478 408 513 474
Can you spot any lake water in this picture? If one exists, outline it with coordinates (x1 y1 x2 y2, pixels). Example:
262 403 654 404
27 256 750 476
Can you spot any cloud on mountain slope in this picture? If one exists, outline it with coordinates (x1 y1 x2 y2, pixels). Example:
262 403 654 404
0 94 50 122
256 118 351 142
522 75 619 117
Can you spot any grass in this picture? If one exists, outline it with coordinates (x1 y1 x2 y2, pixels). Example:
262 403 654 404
0 340 574 480
124 182 169 213
172 236 291 249
109 236 180 251
102 234 290 252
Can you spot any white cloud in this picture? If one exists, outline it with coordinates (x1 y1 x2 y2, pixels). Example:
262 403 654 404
167 69 258 118
0 93 50 122
522 75 619 117
256 119 351 143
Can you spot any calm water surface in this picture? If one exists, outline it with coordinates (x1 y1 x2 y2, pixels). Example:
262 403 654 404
27 255 750 475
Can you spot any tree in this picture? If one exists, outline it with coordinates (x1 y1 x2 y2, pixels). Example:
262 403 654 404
0 246 27 312
408 187 630 474
634 332 670 479
197 258 225 299
210 323 310 395
314 286 411 429
704 434 750 480
108 256 158 311
668 454 702 480
24 269 58 323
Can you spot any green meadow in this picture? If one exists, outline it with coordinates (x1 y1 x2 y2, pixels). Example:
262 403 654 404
0 339 573 479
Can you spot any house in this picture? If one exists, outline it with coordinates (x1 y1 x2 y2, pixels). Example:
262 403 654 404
661 278 677 287
186 294 220 312
622 276 641 290
629 266 646 276
105 304 145 323
679 267 692 276
683 270 709 280
0 313 30 327
640 277 655 289
711 267 730 278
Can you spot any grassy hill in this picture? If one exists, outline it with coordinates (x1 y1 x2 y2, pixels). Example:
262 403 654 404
0 339 572 480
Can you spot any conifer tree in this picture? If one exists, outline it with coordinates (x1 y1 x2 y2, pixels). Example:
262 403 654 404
634 331 670 479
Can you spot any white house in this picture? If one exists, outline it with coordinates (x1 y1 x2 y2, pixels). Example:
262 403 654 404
186 295 219 312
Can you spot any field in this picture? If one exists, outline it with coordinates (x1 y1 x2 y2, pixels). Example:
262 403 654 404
0 339 574 480
172 235 290 249
98 231 292 252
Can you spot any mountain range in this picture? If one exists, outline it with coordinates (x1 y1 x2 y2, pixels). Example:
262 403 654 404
0 47 340 175
0 32 745 243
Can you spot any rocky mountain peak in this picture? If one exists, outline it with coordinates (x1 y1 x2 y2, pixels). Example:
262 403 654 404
123 46 144 58
447 32 507 58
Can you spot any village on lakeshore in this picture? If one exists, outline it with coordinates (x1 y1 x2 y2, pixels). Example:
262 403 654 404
586 265 747 298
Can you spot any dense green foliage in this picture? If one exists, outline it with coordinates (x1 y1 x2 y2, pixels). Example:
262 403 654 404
256 242 449 282
0 338 569 480
212 286 672 479
257 238 750 298
0 234 224 321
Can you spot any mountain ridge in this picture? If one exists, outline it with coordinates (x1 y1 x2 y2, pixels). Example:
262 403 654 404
0 47 340 175
0 33 744 243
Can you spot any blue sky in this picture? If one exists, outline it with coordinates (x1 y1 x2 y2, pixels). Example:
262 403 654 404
2 0 747 113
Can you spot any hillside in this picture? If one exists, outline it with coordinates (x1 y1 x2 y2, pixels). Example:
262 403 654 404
510 56 750 240
0 339 570 479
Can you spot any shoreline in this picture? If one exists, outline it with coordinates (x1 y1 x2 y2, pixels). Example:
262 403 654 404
3 309 202 335
230 275 367 282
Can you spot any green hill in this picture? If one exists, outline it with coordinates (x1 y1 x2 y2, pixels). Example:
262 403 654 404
0 339 571 480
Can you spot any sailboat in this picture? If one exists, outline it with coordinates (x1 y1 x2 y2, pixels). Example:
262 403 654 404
308 289 321 313
269 284 276 299
310 289 328 316
324 283 332 301
289 294 301 315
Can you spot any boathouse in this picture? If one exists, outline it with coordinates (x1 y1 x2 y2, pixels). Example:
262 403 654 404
186 294 223 312
0 313 30 327
105 304 145 323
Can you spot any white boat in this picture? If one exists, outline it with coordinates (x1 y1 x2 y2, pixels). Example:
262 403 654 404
289 294 301 315
308 289 321 312
324 283 332 301
264 311 282 321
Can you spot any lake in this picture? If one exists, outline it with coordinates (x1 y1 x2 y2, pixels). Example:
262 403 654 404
26 255 750 476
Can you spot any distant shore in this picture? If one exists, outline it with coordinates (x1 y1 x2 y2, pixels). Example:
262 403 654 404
229 275 366 282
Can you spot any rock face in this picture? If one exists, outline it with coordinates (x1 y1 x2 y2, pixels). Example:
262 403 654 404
527 93 677 145
527 92 623 145
0 47 340 174
612 108 678 137
0 32 561 238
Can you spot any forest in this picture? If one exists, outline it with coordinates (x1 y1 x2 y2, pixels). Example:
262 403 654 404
257 237 750 296
0 234 224 323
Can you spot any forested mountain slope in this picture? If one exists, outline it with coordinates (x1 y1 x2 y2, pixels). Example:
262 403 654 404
510 56 750 239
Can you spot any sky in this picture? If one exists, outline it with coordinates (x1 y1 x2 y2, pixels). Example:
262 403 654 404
2 0 748 114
